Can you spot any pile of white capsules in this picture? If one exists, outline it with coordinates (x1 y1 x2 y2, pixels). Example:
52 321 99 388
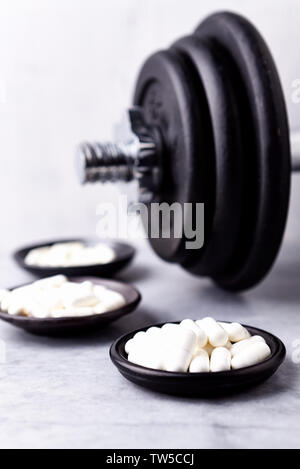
25 242 115 267
125 317 271 372
0 275 125 318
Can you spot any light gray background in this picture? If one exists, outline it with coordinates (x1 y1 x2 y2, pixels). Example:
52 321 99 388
0 0 300 449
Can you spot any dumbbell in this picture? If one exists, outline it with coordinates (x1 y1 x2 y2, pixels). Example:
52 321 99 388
76 11 300 292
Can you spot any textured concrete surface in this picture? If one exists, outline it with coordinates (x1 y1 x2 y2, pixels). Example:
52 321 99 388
0 0 300 450
0 182 300 448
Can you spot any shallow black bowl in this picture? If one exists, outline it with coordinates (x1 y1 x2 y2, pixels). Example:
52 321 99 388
0 277 141 336
13 238 135 279
110 322 286 397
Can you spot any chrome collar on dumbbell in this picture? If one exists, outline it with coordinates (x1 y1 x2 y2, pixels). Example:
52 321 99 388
75 11 300 292
76 108 162 203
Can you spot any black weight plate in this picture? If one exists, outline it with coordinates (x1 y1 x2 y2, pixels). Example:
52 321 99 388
110 321 286 397
195 12 291 290
172 35 244 276
133 49 209 264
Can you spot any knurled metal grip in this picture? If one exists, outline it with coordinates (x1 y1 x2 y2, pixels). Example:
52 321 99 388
76 108 162 201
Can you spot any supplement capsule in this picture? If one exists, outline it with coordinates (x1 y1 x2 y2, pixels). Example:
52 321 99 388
134 331 146 341
124 331 146 355
145 327 161 337
65 293 99 308
230 335 265 357
181 319 207 347
7 301 24 316
128 348 147 367
210 347 231 372
161 323 178 332
163 347 193 372
162 324 197 354
29 304 54 318
200 317 228 347
34 275 67 289
128 345 164 370
124 338 135 355
231 342 271 370
189 349 209 373
131 333 166 370
218 322 250 342
80 280 94 292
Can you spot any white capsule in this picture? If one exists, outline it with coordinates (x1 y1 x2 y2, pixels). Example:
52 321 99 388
218 321 250 342
161 323 178 332
101 290 126 310
189 349 209 373
231 342 271 370
146 327 161 337
230 335 265 357
80 281 94 292
141 325 197 372
127 348 150 367
3 291 27 315
127 350 142 366
60 280 96 309
162 324 197 354
24 246 50 265
44 243 80 267
125 331 146 355
200 317 228 347
134 331 147 341
143 349 165 370
163 347 192 372
128 335 164 370
180 319 208 348
6 284 34 300
127 335 150 366
65 293 99 308
34 275 67 289
27 304 52 318
125 338 135 355
7 301 25 316
90 243 115 264
92 290 126 314
210 347 231 372
93 285 108 297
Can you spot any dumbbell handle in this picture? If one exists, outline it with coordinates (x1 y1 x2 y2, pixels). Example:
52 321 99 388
76 110 300 192
76 108 161 202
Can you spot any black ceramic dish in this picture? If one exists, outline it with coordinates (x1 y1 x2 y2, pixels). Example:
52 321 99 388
110 321 286 397
13 238 135 279
0 277 141 336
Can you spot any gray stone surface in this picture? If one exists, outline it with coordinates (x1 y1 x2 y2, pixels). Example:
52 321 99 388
1 0 300 450
0 194 300 449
